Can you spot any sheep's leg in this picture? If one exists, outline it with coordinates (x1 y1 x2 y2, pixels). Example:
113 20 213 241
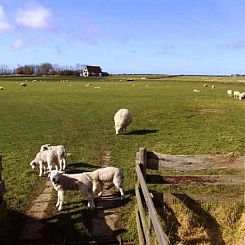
62 158 66 170
47 159 52 172
58 157 63 171
87 194 95 209
92 181 98 194
119 187 125 200
114 181 125 200
39 162 43 176
57 190 64 211
97 181 104 197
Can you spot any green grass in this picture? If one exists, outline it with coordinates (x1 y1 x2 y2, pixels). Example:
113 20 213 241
0 75 245 243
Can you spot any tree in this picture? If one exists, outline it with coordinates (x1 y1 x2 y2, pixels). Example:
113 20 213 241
40 63 53 75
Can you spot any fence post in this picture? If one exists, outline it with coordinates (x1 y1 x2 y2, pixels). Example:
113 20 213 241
139 147 147 179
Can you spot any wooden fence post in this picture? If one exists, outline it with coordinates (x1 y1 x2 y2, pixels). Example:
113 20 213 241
139 147 147 179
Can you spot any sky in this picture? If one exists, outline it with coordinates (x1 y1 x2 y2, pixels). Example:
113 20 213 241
1 0 245 75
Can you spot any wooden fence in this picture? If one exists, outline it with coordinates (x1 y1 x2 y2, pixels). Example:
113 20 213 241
135 148 170 245
135 147 244 244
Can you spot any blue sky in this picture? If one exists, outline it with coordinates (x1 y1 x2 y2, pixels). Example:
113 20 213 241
1 0 245 75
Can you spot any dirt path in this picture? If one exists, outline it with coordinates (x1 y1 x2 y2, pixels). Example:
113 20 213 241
92 150 120 239
19 180 53 241
18 150 121 243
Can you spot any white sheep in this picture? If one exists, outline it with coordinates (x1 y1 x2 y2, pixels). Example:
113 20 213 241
239 92 245 100
203 84 208 87
211 85 215 90
49 170 95 211
193 89 200 93
30 150 59 176
234 91 240 99
86 167 124 199
20 82 27 87
40 144 67 171
114 108 132 135
0 87 3 90
227 89 233 97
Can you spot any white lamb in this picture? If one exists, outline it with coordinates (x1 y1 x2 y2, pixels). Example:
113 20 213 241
86 167 125 200
114 108 132 135
49 170 95 211
239 92 245 100
211 85 215 90
30 150 59 176
40 144 67 171
227 89 233 97
234 91 240 99
193 89 200 93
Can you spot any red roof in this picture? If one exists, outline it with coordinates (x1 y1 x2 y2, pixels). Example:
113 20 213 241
85 66 102 73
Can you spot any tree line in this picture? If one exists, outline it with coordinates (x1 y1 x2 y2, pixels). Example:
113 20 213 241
0 63 85 76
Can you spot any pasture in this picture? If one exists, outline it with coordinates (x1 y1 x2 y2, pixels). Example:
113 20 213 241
0 75 245 244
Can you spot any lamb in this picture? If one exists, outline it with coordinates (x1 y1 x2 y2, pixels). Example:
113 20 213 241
20 82 26 87
211 85 215 90
193 89 200 93
49 170 95 211
86 167 125 200
40 144 67 171
233 91 240 99
203 84 208 87
114 108 132 135
30 150 59 176
239 92 245 100
227 89 232 97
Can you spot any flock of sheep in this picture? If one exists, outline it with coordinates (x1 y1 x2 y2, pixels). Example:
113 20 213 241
29 109 132 211
227 89 245 100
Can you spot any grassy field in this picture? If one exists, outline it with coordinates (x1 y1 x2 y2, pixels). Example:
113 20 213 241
0 75 245 244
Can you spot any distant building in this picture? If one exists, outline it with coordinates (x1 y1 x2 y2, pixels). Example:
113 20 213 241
82 65 102 77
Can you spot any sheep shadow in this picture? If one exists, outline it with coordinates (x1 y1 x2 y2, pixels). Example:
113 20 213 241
126 129 158 135
66 161 100 174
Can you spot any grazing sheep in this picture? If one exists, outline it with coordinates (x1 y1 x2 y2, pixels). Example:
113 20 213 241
227 89 233 97
49 170 95 211
203 84 208 87
193 89 200 93
0 87 3 90
211 85 216 90
30 150 59 176
20 82 26 87
86 167 124 199
40 144 67 171
234 91 240 99
239 92 245 100
114 108 132 135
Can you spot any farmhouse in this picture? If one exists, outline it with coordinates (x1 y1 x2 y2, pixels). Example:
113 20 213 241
82 65 102 77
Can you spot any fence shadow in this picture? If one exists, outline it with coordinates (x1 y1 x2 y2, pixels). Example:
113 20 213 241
126 129 158 135
173 193 225 245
